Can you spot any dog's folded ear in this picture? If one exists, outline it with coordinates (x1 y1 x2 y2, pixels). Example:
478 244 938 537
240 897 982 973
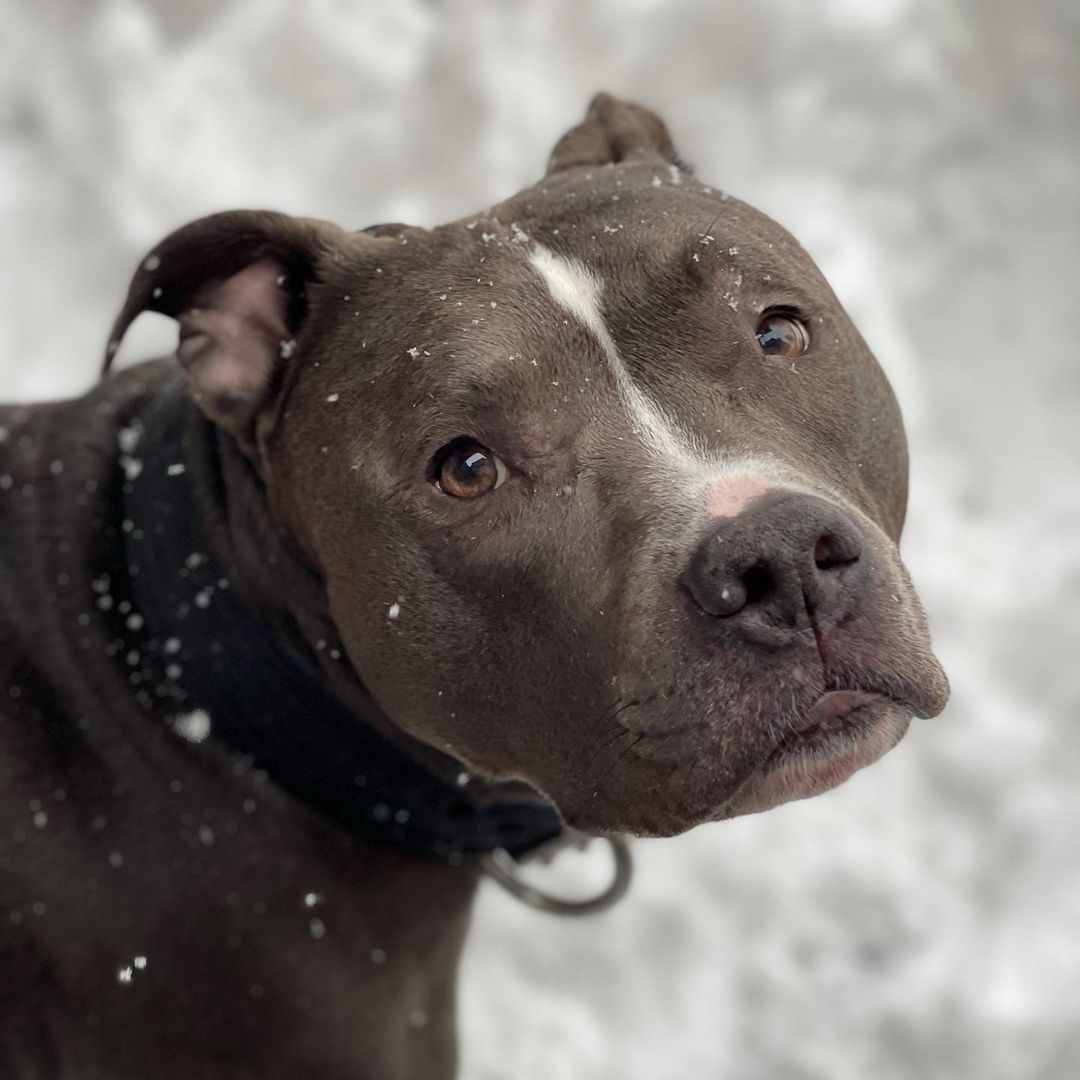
103 210 344 447
547 92 679 174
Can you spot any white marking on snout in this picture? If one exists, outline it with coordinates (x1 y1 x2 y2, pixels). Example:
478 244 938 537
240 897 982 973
527 244 700 470
707 474 773 520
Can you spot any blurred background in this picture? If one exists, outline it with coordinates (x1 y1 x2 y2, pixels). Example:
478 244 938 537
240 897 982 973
2 1 1078 1077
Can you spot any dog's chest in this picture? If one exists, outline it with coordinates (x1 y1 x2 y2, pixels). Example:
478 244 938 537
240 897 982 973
1 756 474 1079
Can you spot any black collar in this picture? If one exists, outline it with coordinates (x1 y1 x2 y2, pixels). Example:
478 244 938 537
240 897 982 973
118 378 562 863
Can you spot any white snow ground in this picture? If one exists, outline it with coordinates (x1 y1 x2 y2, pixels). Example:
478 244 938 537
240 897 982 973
2 1 1078 1077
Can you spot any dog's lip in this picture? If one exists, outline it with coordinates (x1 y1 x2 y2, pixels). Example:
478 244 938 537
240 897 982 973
786 688 890 738
768 688 901 753
725 690 913 816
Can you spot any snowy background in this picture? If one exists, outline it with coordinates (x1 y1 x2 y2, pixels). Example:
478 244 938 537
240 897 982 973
2 1 1078 1077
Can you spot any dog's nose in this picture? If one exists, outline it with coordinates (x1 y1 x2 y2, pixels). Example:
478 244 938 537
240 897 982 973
681 493 867 635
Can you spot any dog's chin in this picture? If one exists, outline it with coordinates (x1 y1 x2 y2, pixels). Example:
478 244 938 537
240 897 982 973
554 690 916 837
722 690 913 817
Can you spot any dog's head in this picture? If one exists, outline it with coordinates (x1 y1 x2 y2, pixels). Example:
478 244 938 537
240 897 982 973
107 94 948 836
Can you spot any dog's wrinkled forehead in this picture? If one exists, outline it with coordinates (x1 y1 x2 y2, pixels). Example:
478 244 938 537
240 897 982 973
324 139 908 537
351 171 828 405
486 169 829 326
360 168 825 381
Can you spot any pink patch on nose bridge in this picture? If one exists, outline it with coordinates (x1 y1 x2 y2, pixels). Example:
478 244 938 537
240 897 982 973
706 474 772 520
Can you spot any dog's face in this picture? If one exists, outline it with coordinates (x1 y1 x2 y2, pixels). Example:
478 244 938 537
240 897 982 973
109 95 948 836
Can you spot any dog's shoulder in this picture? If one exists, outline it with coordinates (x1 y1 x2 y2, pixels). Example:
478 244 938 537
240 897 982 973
0 358 181 791
0 360 177 591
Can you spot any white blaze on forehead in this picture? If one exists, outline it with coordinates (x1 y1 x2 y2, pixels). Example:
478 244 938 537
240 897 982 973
526 245 615 357
526 243 698 469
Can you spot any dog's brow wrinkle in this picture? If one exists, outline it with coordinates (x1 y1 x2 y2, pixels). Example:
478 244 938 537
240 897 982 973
526 242 702 472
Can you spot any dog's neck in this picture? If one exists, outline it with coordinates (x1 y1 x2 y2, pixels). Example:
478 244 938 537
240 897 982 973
118 376 561 862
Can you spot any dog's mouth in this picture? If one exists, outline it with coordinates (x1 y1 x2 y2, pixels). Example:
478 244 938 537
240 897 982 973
729 689 914 815
771 689 895 755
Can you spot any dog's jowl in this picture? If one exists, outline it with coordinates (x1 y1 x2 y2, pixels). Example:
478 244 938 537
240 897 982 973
0 94 948 1079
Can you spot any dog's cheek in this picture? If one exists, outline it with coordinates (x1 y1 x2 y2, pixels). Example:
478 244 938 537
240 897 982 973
316 549 568 777
264 449 546 774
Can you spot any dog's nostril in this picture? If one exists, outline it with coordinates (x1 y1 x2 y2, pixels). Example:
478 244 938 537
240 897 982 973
813 532 860 572
742 562 774 606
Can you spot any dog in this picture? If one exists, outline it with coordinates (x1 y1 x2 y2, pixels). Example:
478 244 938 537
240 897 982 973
0 93 949 1078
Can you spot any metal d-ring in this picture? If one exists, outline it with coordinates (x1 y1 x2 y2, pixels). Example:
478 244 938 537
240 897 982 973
480 834 633 916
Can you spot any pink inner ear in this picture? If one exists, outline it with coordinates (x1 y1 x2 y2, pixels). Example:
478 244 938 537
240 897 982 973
177 259 290 419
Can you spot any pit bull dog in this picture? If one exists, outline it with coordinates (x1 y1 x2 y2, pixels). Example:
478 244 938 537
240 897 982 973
0 93 949 1079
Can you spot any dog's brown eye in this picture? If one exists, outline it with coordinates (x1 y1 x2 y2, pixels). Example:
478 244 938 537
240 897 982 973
756 311 811 358
434 439 507 498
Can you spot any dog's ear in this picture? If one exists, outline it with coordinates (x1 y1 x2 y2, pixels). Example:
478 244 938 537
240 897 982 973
547 92 679 174
103 210 345 447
